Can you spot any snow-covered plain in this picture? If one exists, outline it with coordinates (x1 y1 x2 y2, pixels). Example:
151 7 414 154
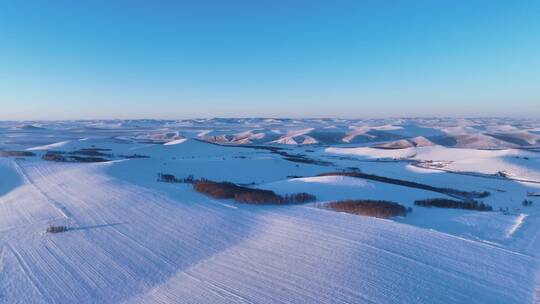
1 118 540 303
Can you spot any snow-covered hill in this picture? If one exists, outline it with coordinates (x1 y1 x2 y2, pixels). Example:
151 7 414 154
1 118 540 303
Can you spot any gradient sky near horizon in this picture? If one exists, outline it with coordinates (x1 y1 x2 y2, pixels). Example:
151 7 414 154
1 1 539 120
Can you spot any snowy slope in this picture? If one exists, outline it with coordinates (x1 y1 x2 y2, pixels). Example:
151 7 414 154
0 160 536 303
1 118 540 303
326 145 540 182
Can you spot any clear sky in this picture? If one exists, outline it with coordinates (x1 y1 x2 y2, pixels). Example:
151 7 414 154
0 1 539 120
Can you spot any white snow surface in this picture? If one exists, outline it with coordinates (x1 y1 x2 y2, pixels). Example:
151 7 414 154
163 138 187 145
0 160 535 303
326 145 540 182
26 140 71 151
1 118 540 303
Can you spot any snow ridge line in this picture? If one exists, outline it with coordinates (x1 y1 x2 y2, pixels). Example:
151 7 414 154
506 214 528 239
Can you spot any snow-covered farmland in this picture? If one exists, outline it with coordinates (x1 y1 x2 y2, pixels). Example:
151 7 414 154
1 118 539 303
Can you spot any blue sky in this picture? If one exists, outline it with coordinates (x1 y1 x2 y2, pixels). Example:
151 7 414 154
0 1 539 120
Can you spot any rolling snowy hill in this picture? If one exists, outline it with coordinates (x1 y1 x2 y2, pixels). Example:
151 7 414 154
1 118 539 303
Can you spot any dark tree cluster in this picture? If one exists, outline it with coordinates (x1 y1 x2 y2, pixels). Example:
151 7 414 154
42 151 109 163
522 199 533 207
46 226 68 233
69 156 109 163
234 190 285 204
193 180 316 205
120 154 150 159
0 151 36 157
70 148 112 157
157 173 178 183
325 200 410 219
157 173 198 183
414 198 492 211
42 152 67 162
283 192 317 204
